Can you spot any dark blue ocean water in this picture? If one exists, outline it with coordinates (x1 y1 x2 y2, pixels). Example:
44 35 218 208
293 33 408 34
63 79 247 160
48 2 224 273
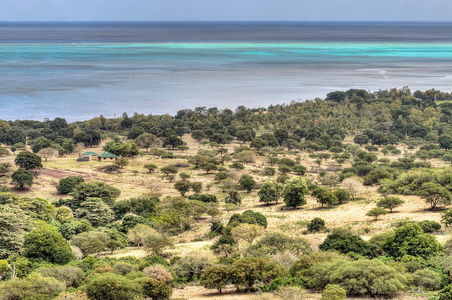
1 22 452 121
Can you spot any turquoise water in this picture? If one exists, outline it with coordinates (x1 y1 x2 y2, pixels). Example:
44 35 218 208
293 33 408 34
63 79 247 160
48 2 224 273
1 23 452 121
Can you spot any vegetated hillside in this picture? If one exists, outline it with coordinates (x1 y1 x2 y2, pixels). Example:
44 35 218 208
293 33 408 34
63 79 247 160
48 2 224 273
2 87 452 299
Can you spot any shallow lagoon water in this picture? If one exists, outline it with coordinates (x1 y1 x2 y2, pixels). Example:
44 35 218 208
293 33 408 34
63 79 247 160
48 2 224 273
1 22 452 121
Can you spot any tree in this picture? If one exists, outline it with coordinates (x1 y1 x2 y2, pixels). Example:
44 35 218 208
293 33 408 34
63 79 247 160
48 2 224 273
382 223 443 260
144 163 158 173
81 273 143 300
10 168 33 189
163 134 183 149
191 130 207 142
283 177 308 209
245 233 312 257
0 204 33 258
136 133 161 152
75 197 114 227
127 224 155 248
333 189 351 204
224 190 241 205
312 186 338 208
15 151 42 170
70 180 121 209
200 264 230 294
319 229 373 257
199 161 218 174
231 223 265 246
172 250 215 282
174 180 191 196
0 273 66 300
439 134 452 150
238 174 255 193
160 166 178 178
31 136 52 153
442 209 452 228
23 224 74 264
377 196 405 213
353 134 369 146
366 207 388 220
70 231 109 257
341 177 363 201
307 217 326 233
417 182 452 210
57 176 85 194
322 284 346 300
228 257 284 291
258 181 282 205
144 232 174 255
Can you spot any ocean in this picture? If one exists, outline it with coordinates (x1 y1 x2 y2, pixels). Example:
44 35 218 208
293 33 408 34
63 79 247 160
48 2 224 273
1 22 452 121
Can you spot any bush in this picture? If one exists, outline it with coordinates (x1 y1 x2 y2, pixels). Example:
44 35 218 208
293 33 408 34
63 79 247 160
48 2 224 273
307 218 326 233
0 273 66 300
143 264 173 283
319 229 373 257
418 220 441 233
245 233 312 257
81 272 143 300
188 193 218 203
200 264 230 294
322 284 346 300
412 268 442 291
37 265 85 287
172 250 215 282
57 176 85 194
142 278 172 300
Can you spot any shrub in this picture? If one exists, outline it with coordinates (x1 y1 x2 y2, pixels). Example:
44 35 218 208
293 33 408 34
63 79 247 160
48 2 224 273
81 272 143 300
142 278 172 300
57 176 85 194
412 268 442 291
319 229 373 257
200 264 230 294
0 273 66 300
143 264 173 283
37 265 85 287
307 217 326 233
172 250 215 282
245 233 312 257
418 220 441 233
188 193 217 203
322 284 346 300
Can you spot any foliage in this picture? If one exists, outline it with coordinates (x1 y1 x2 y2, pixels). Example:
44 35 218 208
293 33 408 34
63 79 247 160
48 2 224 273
23 224 74 264
69 180 121 209
245 233 312 257
283 177 308 208
57 176 85 194
174 180 191 196
258 181 282 204
127 224 156 248
412 268 442 291
75 197 114 227
70 231 110 257
200 264 230 294
366 207 388 220
231 224 265 245
238 174 256 193
144 232 174 255
37 265 85 287
307 217 326 233
377 196 405 213
319 229 374 257
173 250 215 282
14 151 42 170
10 168 33 189
0 204 33 258
417 182 452 209
228 257 285 291
382 223 443 260
0 273 66 300
312 186 338 207
224 190 242 205
333 189 350 204
81 272 144 300
322 284 346 300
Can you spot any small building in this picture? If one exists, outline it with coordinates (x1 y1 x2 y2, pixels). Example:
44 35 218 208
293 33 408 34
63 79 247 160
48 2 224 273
81 151 99 160
98 151 117 161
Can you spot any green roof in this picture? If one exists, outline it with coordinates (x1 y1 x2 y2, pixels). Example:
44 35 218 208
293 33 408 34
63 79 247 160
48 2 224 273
99 151 117 158
82 151 99 156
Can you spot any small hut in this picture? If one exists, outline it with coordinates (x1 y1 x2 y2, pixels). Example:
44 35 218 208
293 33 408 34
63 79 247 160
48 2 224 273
77 151 99 162
98 151 117 161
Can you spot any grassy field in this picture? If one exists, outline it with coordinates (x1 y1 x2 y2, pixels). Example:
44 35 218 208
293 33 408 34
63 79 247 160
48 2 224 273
5 135 450 299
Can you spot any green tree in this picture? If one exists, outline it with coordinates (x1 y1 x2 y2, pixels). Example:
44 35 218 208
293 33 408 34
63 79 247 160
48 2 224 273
144 163 158 173
312 186 338 208
442 209 452 228
10 168 33 189
366 207 388 220
283 177 308 209
127 224 155 248
144 232 174 256
70 231 109 257
136 133 161 152
174 180 191 196
160 166 178 178
377 196 405 213
57 176 85 194
31 136 52 153
417 182 452 210
307 217 326 233
70 180 120 209
75 197 114 227
238 174 256 193
200 265 230 294
258 181 282 205
81 273 144 300
23 224 74 264
245 233 312 257
228 257 284 291
333 189 351 204
15 151 42 170
0 273 66 300
319 229 373 257
163 134 183 149
439 134 452 150
382 223 443 260
322 284 346 300
224 190 242 205
0 204 33 258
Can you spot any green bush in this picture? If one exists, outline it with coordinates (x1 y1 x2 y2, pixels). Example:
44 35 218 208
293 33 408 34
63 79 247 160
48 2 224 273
307 217 326 233
319 229 374 257
81 272 143 300
412 268 442 291
57 176 85 194
322 284 346 300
